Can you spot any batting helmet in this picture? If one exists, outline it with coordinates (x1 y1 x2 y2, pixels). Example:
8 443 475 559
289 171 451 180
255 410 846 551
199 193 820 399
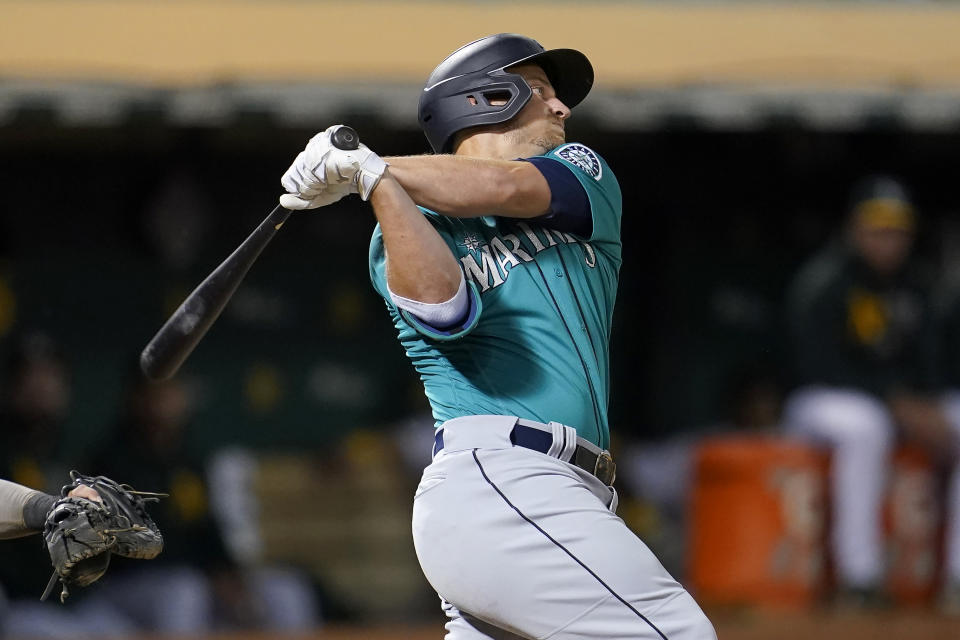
418 33 594 153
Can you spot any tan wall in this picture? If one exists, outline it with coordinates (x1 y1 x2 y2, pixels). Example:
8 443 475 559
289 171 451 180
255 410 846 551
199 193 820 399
2 1 960 87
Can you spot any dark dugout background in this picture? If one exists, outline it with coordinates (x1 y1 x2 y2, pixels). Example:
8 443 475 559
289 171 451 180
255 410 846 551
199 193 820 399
2 109 957 457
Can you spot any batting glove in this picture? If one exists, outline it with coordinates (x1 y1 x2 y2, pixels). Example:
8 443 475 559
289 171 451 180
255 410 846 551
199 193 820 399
322 144 389 201
280 126 341 196
280 125 388 207
279 182 353 211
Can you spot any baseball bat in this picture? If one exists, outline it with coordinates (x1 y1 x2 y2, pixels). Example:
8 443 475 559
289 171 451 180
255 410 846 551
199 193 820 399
139 125 360 381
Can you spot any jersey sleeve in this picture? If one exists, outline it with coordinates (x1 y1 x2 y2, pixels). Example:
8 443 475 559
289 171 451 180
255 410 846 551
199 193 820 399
524 157 590 237
536 143 622 247
368 209 483 342
0 479 40 539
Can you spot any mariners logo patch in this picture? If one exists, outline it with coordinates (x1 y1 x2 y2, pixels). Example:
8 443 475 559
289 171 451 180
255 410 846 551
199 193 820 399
555 144 602 180
460 233 482 252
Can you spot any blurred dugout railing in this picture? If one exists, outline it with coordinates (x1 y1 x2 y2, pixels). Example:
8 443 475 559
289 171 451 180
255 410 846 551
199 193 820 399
3 82 960 132
3 1 960 130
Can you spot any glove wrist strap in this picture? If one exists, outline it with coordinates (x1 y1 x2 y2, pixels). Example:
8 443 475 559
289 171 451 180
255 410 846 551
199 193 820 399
23 493 57 530
357 154 388 201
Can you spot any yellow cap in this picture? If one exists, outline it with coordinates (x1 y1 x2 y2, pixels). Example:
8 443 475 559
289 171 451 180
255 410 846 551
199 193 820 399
853 198 916 231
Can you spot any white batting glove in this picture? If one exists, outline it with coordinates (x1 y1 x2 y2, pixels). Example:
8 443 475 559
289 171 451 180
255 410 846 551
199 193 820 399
280 125 388 205
322 144 389 201
279 181 353 211
280 126 343 198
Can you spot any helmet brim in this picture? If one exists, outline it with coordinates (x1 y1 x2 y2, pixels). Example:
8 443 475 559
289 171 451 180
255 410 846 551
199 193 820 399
509 48 594 109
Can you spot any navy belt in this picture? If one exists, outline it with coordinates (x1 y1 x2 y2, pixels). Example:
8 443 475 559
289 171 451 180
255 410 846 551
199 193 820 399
433 419 616 486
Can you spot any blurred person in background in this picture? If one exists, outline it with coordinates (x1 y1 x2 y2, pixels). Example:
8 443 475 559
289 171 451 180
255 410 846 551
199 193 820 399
782 175 941 607
82 367 217 634
206 445 323 632
84 365 319 633
0 332 72 614
0 332 132 637
0 332 72 490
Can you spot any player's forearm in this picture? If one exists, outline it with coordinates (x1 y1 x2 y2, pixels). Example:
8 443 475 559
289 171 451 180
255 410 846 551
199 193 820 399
383 155 551 218
0 479 55 539
370 170 463 302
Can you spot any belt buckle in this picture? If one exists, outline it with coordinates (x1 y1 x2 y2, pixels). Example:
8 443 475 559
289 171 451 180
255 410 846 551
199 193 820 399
594 451 616 486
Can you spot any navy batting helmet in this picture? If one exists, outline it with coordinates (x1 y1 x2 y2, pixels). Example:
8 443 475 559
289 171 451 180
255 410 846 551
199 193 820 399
418 34 594 153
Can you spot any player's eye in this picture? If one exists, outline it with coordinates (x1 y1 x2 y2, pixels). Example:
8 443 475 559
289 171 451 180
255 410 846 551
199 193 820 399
531 86 544 96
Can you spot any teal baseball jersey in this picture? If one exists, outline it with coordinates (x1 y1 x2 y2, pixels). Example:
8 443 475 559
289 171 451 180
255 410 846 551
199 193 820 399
368 143 622 448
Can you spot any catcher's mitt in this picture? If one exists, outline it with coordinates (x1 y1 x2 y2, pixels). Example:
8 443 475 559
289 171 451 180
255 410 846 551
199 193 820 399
40 471 166 603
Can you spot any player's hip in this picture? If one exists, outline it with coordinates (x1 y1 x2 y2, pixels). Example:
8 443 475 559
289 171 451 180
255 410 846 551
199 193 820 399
410 445 621 600
429 414 616 487
414 445 615 512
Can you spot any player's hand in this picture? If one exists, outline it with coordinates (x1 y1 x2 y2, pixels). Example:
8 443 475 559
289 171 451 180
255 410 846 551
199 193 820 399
281 125 389 202
279 182 353 211
280 126 344 197
321 143 389 201
67 485 102 504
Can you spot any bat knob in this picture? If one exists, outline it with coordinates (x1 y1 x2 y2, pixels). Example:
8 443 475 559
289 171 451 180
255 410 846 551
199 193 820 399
331 126 360 150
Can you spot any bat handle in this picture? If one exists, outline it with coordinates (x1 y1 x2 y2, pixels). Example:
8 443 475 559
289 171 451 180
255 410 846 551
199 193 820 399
330 125 360 150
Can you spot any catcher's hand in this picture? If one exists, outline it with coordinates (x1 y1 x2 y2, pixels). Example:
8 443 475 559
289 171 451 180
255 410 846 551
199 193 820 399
41 471 166 603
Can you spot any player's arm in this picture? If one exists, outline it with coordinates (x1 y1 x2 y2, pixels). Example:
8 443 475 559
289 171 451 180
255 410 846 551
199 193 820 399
382 155 552 218
0 479 101 539
279 128 466 309
369 169 463 303
385 154 593 238
0 479 56 539
279 126 588 234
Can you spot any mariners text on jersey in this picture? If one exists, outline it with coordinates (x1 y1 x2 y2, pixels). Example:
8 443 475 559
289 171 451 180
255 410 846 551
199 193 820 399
459 222 597 293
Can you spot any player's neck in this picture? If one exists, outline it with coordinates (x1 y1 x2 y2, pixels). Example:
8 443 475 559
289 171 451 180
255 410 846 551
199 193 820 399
454 132 539 160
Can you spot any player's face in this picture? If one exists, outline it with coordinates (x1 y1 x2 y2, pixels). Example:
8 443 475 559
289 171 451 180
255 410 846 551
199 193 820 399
500 64 571 153
851 222 914 276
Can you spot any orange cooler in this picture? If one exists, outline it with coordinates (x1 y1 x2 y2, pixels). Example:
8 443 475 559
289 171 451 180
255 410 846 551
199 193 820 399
884 446 941 606
689 435 830 609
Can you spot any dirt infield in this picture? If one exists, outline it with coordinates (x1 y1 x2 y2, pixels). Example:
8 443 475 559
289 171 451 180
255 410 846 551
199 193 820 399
709 609 958 640
145 610 958 640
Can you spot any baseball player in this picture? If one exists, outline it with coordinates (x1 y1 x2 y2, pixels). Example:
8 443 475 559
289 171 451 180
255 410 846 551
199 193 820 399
281 34 716 639
783 176 937 606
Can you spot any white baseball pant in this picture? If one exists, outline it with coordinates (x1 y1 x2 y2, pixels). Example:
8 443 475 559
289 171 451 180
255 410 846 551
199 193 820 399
411 415 716 640
783 386 895 588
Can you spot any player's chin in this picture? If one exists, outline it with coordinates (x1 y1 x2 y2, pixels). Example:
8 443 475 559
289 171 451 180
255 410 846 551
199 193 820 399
538 133 566 153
